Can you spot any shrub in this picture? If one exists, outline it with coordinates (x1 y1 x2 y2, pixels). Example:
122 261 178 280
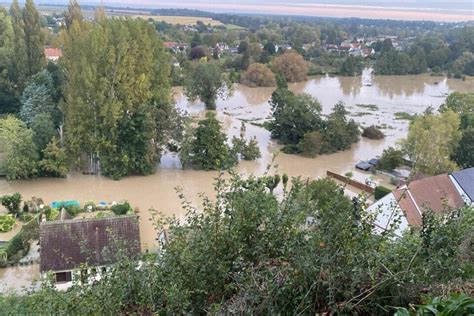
298 131 323 157
362 126 384 140
374 186 392 200
241 138 261 161
0 215 16 232
19 213 33 222
378 147 404 172
394 293 474 316
240 63 276 87
281 144 300 154
0 193 22 216
272 51 309 82
111 202 132 216
84 201 97 212
64 205 81 218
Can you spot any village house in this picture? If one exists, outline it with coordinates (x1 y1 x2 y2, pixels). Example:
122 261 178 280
39 215 140 290
44 47 62 62
369 171 467 236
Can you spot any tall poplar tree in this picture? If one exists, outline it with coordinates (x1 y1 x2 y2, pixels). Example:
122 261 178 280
64 0 83 29
9 0 28 90
0 8 19 113
22 0 45 77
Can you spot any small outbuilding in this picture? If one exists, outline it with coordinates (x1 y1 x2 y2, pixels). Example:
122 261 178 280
39 215 140 290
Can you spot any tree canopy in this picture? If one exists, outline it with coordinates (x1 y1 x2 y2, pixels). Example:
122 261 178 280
183 61 231 110
403 110 461 175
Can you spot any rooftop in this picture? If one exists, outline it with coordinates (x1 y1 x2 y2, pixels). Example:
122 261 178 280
393 173 465 226
39 215 140 272
44 47 62 59
451 167 474 202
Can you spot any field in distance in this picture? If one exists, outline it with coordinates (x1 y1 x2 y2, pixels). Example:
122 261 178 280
134 15 222 26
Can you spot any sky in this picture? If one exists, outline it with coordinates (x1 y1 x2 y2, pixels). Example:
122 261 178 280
30 0 474 22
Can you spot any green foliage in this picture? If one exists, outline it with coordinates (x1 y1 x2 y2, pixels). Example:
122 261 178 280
0 214 16 232
362 125 385 139
320 102 360 154
184 61 231 110
0 116 38 179
375 51 413 75
270 93 358 155
0 217 38 267
64 205 81 218
62 18 176 179
22 0 46 77
111 202 132 216
269 88 322 144
31 113 56 153
374 186 391 200
83 201 96 212
453 127 474 169
395 111 417 121
439 92 474 130
39 138 68 178
298 131 322 157
0 8 20 114
403 110 460 175
180 112 235 170
0 193 22 215
378 147 404 171
231 123 261 161
395 293 474 316
0 173 472 314
339 55 364 76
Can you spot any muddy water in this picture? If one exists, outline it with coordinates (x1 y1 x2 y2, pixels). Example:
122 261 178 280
0 264 39 294
0 70 472 272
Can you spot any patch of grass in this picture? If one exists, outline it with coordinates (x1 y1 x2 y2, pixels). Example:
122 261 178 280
394 112 416 121
376 124 395 130
350 112 373 117
223 24 246 30
355 104 379 111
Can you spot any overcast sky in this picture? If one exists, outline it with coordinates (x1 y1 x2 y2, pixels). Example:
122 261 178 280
26 0 474 22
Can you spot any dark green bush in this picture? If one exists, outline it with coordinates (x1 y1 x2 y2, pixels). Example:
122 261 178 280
374 185 392 200
0 193 22 216
362 125 385 140
111 202 132 215
65 205 81 217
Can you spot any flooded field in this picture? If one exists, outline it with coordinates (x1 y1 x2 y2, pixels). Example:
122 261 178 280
0 70 472 292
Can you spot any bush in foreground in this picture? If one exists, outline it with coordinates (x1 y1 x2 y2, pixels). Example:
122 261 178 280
0 172 472 314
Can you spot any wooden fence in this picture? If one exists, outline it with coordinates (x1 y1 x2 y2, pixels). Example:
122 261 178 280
326 171 374 194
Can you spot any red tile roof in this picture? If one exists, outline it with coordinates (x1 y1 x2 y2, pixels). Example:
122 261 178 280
44 47 62 58
393 173 465 226
40 215 140 272
163 41 178 48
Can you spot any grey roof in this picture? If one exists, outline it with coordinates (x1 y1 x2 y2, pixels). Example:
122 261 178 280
356 162 373 171
451 167 474 201
40 215 140 272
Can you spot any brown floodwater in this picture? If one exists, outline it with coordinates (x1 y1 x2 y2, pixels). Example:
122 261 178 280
0 70 472 292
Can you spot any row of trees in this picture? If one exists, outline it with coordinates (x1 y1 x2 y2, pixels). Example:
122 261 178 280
269 80 360 156
1 172 472 314
375 32 474 76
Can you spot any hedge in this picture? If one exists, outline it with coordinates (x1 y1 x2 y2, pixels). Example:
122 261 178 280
374 186 392 200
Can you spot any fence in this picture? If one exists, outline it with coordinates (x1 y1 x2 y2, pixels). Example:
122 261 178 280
326 171 374 194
